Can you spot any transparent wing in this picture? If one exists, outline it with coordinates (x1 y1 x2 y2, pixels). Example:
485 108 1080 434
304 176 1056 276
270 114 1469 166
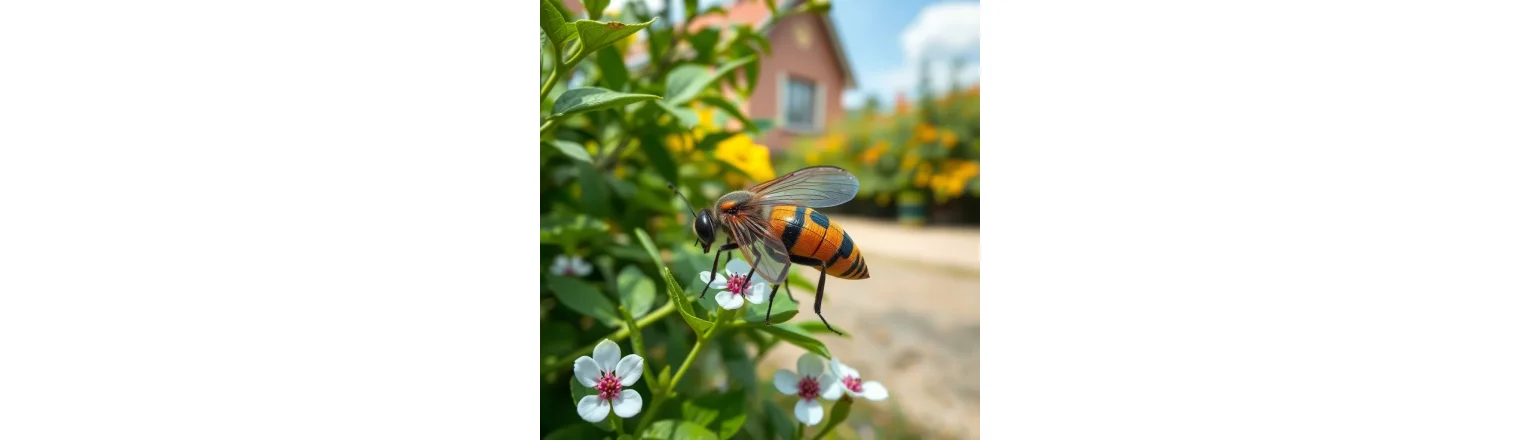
722 206 793 285
747 166 860 209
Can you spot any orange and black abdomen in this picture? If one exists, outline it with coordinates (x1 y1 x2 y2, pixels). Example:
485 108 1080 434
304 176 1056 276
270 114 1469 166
767 205 869 280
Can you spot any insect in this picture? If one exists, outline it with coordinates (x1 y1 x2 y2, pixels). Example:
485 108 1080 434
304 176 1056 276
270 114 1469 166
668 166 868 335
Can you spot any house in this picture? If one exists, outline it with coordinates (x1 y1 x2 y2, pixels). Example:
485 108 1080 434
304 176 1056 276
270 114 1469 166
562 0 856 151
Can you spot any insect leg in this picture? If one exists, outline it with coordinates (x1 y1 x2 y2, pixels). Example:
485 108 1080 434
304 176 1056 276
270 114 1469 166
814 270 844 336
784 280 797 303
699 242 740 299
764 285 778 325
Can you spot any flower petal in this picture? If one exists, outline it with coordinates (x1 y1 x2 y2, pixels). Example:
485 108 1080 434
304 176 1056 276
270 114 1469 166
592 339 621 373
611 389 642 418
724 257 751 275
572 356 602 387
615 355 643 386
773 369 799 395
797 353 825 378
700 271 726 287
744 282 770 304
859 381 889 401
576 395 610 423
830 358 859 380
571 259 592 276
554 255 570 266
794 398 824 426
714 290 744 310
818 373 843 400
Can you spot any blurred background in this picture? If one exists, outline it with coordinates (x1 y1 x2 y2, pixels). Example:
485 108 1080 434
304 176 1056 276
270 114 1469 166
543 0 978 437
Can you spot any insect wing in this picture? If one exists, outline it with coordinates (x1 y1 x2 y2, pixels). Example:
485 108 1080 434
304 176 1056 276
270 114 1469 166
722 205 793 285
747 166 859 209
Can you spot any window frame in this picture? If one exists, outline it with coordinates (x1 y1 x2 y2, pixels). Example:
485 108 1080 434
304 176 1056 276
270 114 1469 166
777 72 826 134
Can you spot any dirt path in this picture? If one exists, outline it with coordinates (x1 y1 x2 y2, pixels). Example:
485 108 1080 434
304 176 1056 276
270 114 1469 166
757 216 981 439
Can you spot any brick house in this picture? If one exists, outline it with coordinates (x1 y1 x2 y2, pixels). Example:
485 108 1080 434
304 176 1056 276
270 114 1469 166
563 0 856 151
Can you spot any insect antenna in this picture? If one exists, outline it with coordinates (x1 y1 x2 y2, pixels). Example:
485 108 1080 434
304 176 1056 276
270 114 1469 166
667 182 699 217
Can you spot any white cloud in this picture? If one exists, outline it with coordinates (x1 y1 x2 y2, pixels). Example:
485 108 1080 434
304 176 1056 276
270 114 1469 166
900 2 980 67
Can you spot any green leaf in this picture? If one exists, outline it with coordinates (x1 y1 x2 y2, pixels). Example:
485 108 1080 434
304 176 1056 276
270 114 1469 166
616 265 655 318
584 0 610 20
545 423 602 440
546 140 592 163
756 322 831 358
719 335 758 395
552 87 662 118
656 101 698 129
786 269 817 292
794 321 850 338
680 389 747 439
640 420 718 440
638 132 679 184
694 131 738 152
763 400 796 440
635 228 662 267
697 96 757 133
743 288 797 325
663 56 755 105
547 275 620 327
569 371 615 432
540 214 609 243
539 0 577 49
577 162 610 218
575 18 656 59
683 0 699 20
541 321 578 358
689 27 722 63
662 267 713 333
596 47 629 91
815 396 854 439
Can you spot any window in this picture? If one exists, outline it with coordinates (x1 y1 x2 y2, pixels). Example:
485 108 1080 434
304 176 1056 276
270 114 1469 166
782 75 822 132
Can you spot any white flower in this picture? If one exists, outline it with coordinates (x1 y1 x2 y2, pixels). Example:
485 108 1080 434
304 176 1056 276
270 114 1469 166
699 258 771 310
773 353 841 426
572 339 644 423
550 254 593 277
829 358 888 401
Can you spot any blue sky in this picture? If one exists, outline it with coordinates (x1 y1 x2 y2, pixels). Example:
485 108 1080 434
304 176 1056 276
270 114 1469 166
830 0 980 108
609 0 981 109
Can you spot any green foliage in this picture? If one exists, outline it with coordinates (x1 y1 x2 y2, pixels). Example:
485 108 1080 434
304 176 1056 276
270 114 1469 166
538 1 887 438
552 87 662 118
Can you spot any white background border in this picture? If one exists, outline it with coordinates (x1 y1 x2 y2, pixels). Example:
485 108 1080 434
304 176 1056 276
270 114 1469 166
1 0 1518 438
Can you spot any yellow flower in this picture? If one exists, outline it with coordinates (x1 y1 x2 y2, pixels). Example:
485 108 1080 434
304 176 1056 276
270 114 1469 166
914 124 939 144
715 133 775 183
903 152 921 171
913 166 932 187
859 141 887 165
805 151 821 166
822 133 846 152
665 133 693 155
940 130 958 148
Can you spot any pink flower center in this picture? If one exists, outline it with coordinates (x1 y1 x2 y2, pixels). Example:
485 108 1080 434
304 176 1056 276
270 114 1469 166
595 373 622 401
725 274 750 294
797 376 821 401
563 266 576 275
842 375 864 393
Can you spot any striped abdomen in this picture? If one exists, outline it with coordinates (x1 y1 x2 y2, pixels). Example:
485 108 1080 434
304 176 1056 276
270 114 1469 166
767 205 869 280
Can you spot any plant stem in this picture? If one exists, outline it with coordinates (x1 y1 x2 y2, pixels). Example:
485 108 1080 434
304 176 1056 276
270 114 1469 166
618 306 657 390
796 420 805 439
544 301 677 372
541 39 565 103
610 416 625 435
636 308 733 433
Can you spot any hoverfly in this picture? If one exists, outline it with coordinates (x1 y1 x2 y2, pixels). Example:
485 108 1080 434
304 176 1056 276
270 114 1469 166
669 166 868 335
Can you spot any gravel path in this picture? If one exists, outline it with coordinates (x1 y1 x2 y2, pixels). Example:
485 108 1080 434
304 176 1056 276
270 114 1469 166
757 216 981 439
